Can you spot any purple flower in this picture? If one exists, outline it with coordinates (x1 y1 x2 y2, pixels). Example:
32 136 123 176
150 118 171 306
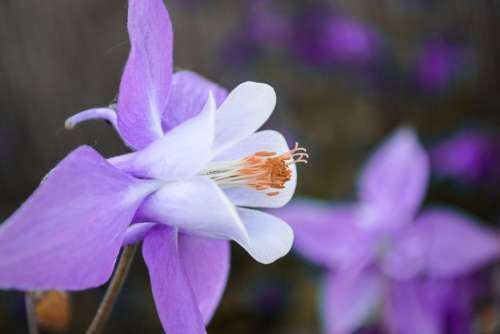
431 129 500 186
416 41 465 91
0 0 305 332
291 8 380 67
244 0 289 45
274 128 499 333
221 0 289 65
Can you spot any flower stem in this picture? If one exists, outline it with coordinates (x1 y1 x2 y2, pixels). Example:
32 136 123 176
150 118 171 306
86 244 139 334
25 292 39 334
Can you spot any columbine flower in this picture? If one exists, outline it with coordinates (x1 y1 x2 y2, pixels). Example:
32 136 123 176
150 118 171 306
274 128 499 334
0 0 305 333
430 129 500 187
290 7 380 67
416 40 466 92
221 0 290 66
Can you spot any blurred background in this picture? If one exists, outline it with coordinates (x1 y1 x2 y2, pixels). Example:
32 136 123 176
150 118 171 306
1 0 500 333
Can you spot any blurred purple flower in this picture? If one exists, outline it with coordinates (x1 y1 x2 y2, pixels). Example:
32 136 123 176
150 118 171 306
416 41 465 91
291 8 380 66
223 3 380 68
222 0 289 65
431 129 500 186
170 0 200 8
0 0 302 333
274 128 500 333
245 0 289 45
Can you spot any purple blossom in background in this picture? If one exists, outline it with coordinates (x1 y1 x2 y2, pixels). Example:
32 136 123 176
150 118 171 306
416 41 465 91
170 0 200 8
223 2 380 68
431 129 500 186
290 8 380 67
222 0 289 65
244 0 289 46
0 0 306 333
274 128 500 334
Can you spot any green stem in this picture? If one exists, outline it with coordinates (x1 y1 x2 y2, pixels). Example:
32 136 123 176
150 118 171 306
25 291 39 334
85 244 138 334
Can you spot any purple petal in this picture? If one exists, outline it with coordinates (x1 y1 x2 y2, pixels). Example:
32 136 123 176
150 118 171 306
162 71 227 133
380 224 427 280
143 227 206 334
323 269 383 334
430 130 500 185
0 146 156 290
442 279 475 334
178 234 230 324
213 82 276 154
109 93 216 181
410 279 475 334
385 280 441 334
117 0 173 150
215 130 296 208
415 208 500 278
290 9 379 67
64 108 117 130
272 199 375 271
359 128 429 225
416 42 463 91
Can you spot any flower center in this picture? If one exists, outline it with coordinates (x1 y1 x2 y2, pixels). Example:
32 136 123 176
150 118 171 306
201 143 308 196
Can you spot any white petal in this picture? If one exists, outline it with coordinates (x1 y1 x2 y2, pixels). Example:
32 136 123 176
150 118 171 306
109 93 216 181
136 177 293 264
214 130 289 161
215 130 297 208
235 208 294 264
136 176 249 243
213 82 276 154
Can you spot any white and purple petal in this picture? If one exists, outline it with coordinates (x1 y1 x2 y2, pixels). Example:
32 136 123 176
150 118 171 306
136 176 248 242
109 93 216 181
137 176 292 264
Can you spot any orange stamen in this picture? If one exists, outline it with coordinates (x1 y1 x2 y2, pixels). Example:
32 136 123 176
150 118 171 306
237 142 308 196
